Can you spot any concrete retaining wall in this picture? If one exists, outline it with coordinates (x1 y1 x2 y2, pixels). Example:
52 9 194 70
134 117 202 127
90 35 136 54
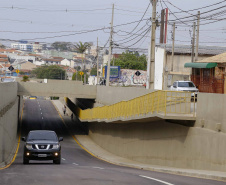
17 81 96 99
0 82 19 166
95 86 155 106
87 92 226 172
196 93 226 133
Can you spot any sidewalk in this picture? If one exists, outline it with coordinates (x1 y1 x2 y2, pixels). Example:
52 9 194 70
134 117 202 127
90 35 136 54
52 100 226 182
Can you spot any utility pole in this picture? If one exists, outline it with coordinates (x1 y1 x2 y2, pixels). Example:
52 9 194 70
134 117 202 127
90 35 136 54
171 22 175 71
195 11 200 61
191 22 196 63
106 4 114 86
160 9 165 44
96 37 99 84
147 0 157 89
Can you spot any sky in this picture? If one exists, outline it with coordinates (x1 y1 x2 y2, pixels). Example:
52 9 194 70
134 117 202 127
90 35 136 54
0 0 226 53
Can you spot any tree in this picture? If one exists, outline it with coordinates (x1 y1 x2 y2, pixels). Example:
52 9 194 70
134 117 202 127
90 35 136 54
111 51 147 70
0 44 6 49
72 71 88 82
51 42 73 51
19 71 26 75
90 67 97 76
22 75 29 82
32 65 66 79
74 42 91 84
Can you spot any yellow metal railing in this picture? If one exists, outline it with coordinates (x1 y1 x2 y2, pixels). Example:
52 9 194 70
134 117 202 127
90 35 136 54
76 90 196 121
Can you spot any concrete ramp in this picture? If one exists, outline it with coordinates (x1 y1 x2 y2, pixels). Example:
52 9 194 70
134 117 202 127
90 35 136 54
75 90 196 122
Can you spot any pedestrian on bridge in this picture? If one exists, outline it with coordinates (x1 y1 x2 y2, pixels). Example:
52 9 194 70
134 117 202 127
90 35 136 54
62 105 66 116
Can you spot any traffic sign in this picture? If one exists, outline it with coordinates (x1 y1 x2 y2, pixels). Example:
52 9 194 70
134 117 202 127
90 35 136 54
135 71 141 76
8 65 14 71
80 72 84 76
16 69 20 74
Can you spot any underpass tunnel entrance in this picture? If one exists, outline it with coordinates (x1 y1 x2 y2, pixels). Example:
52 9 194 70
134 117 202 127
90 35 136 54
64 97 96 135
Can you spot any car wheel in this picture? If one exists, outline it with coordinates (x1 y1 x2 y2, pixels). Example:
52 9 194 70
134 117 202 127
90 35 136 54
53 158 61 164
23 157 29 164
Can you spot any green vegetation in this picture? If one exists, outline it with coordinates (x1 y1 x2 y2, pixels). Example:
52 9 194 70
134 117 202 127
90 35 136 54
22 75 30 82
51 42 73 51
32 65 66 79
74 42 91 84
72 71 88 82
19 71 26 75
74 42 90 54
111 51 147 70
90 67 97 76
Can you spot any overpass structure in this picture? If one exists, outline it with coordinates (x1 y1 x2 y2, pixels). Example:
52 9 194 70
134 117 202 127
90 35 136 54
17 80 96 99
73 90 196 123
2 80 226 178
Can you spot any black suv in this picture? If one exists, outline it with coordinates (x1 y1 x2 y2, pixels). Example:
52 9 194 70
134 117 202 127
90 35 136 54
22 130 63 164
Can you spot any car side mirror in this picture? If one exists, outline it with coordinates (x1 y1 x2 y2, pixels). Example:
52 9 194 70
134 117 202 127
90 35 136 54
59 137 63 142
22 137 26 142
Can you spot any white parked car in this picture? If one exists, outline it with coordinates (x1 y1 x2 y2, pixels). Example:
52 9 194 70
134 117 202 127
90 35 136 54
170 81 199 97
1 78 15 83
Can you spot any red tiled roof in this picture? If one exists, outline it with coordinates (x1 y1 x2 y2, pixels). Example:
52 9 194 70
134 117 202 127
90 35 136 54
0 54 7 58
43 58 62 62
53 57 64 59
28 54 41 57
1 64 11 67
0 49 21 53
0 59 9 62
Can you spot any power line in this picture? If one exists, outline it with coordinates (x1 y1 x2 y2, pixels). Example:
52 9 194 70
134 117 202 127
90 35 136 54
166 0 226 14
120 3 150 37
116 26 151 45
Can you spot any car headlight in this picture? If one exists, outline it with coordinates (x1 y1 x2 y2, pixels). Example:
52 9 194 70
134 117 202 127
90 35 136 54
26 144 33 150
52 144 60 149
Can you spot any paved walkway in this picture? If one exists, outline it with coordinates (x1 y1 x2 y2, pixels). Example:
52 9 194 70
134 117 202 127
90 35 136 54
52 100 226 182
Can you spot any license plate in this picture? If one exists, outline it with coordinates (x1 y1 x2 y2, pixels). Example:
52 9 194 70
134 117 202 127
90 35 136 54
38 154 47 157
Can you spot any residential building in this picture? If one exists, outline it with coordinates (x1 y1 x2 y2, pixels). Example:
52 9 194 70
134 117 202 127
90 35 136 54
11 43 33 52
0 54 9 64
185 52 226 94
42 50 74 60
154 44 226 90
8 54 37 64
61 59 75 68
33 42 43 51
61 66 76 80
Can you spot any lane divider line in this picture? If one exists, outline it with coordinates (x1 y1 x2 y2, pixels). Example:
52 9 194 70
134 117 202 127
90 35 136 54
73 163 79 165
139 175 174 185
92 167 104 170
51 100 130 168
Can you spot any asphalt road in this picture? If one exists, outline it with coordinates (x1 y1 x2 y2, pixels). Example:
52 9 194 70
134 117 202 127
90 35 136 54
0 99 225 185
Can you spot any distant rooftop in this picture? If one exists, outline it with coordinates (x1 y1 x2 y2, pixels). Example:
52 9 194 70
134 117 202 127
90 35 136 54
157 44 226 56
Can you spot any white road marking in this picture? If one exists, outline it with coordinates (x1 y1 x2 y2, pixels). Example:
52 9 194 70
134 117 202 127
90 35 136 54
73 163 79 165
40 108 41 111
42 117 44 119
92 167 104 170
41 112 42 114
139 175 174 185
62 158 66 160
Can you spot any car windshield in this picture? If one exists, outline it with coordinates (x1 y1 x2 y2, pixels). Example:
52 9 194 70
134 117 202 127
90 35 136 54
27 131 57 141
178 82 195 87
